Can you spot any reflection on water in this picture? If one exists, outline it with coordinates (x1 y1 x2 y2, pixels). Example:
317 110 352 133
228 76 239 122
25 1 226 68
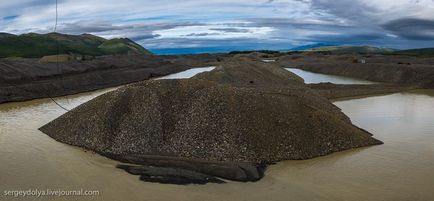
1 67 434 201
273 91 434 201
155 66 215 80
286 68 377 85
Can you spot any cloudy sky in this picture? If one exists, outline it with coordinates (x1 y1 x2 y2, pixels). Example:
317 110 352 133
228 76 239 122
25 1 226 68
1 0 434 53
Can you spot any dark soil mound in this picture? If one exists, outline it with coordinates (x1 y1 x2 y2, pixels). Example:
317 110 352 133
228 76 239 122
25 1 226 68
117 165 227 185
40 57 382 184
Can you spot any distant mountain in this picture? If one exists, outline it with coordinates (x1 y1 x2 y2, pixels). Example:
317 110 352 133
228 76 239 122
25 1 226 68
228 50 281 55
151 46 272 55
394 48 434 56
307 45 396 54
290 43 331 51
0 32 16 38
0 32 152 58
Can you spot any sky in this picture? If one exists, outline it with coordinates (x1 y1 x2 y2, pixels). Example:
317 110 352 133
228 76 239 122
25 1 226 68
1 0 434 54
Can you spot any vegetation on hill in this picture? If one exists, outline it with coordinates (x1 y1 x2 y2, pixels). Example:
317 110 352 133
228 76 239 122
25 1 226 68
227 46 401 56
228 50 281 55
0 32 152 58
307 46 396 54
290 43 330 51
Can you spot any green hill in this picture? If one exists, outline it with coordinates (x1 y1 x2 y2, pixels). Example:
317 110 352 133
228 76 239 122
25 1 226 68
394 48 434 56
0 32 152 58
308 46 396 54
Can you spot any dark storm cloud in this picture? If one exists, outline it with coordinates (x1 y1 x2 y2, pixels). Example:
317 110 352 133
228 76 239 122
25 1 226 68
382 18 434 40
55 20 204 41
249 17 346 27
130 34 161 41
2 15 20 21
28 0 67 6
184 33 222 37
308 0 378 23
210 28 250 33
58 20 133 34
300 32 391 45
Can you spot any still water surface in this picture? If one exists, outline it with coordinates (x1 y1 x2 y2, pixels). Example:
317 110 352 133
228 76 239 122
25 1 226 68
0 68 433 201
286 68 377 84
155 66 215 80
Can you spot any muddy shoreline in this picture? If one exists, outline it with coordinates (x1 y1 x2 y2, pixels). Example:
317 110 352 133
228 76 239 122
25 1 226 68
307 83 416 99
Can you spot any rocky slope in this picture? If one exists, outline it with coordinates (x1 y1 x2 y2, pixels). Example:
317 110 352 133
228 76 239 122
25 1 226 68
40 57 382 184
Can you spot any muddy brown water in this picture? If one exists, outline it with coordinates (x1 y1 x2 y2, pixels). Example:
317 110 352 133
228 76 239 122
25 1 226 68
1 69 433 201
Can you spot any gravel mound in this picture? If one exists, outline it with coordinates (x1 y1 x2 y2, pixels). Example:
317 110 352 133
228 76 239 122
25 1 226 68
40 57 382 183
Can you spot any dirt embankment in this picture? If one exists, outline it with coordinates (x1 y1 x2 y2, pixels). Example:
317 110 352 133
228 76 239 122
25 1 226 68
277 53 434 88
0 54 223 103
40 57 382 184
3 52 430 104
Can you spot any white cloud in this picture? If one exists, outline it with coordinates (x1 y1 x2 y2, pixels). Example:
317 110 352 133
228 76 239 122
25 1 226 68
154 24 274 39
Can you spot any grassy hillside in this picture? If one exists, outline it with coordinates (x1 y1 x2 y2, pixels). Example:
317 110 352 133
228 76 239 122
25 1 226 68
98 38 150 55
0 32 152 58
308 46 396 54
